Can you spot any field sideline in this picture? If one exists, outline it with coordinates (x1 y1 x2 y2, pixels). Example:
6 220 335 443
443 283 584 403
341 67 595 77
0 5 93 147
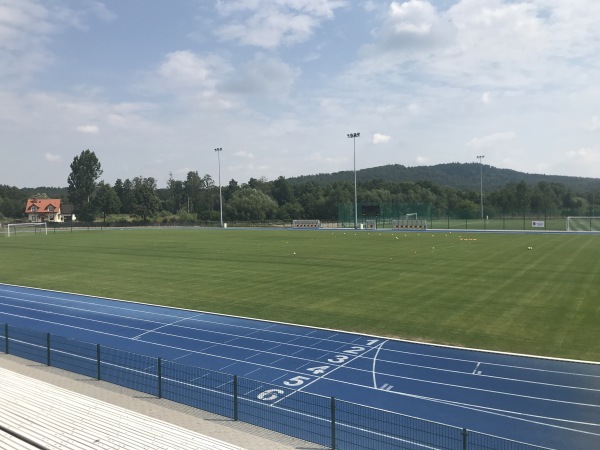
1 227 598 361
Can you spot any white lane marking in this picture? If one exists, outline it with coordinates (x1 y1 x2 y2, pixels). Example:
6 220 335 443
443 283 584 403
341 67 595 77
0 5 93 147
3 301 600 404
371 340 388 389
473 362 481 375
271 343 381 406
132 317 188 340
3 288 599 383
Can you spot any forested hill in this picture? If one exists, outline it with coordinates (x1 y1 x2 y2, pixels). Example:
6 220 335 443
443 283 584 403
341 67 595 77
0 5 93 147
288 163 600 193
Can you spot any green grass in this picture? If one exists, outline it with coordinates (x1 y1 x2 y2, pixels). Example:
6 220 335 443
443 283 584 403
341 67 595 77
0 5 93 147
1 228 599 361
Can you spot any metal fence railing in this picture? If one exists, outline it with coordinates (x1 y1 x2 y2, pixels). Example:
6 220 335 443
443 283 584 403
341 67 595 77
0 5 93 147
0 323 546 449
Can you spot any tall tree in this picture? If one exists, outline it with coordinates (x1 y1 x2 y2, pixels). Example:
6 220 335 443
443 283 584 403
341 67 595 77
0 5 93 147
94 181 121 223
67 149 102 222
225 188 277 221
165 173 186 214
271 176 294 206
184 171 204 213
131 177 161 223
224 179 240 202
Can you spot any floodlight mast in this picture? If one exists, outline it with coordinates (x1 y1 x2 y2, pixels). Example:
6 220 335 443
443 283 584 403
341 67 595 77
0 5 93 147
477 155 485 219
347 132 360 229
214 148 224 228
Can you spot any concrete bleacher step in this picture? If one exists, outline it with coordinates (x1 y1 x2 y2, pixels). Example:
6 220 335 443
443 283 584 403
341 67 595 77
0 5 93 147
0 367 245 450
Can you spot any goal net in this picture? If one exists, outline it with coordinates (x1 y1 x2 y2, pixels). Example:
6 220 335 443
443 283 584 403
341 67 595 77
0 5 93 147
566 217 600 232
6 222 48 237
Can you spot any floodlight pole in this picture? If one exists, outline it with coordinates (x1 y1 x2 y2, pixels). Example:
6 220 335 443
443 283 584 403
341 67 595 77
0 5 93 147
477 155 485 220
347 132 360 229
215 148 224 228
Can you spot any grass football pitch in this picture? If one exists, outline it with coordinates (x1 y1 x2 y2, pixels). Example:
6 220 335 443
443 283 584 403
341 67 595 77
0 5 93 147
1 228 598 362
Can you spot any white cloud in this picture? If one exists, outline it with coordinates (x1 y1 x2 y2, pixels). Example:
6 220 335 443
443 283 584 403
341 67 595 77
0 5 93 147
309 152 346 164
467 131 516 149
235 150 254 158
214 0 346 48
157 51 228 89
566 147 600 163
151 50 237 109
0 0 116 84
585 116 600 131
0 0 55 82
369 0 457 52
44 152 61 162
224 53 300 97
76 124 99 134
372 133 391 144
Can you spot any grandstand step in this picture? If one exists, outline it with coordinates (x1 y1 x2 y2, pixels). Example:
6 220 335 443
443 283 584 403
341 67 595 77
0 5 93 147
0 367 244 450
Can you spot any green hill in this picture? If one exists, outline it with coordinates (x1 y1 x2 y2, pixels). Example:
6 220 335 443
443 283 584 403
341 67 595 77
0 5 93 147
289 163 600 193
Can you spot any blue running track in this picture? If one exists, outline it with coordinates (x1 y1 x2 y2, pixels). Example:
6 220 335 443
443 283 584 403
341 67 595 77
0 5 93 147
1 283 599 449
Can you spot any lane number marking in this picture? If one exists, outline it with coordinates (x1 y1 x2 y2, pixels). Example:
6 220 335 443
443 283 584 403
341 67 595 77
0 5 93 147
256 339 380 402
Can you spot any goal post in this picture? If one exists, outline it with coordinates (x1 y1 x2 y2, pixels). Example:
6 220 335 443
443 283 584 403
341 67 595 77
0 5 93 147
566 217 600 232
405 213 418 221
6 222 48 237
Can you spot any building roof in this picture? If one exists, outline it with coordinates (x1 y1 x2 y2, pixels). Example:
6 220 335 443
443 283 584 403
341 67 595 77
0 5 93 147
25 198 61 213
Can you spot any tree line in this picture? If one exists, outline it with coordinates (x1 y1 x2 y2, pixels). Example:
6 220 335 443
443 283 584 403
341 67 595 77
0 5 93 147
1 150 598 223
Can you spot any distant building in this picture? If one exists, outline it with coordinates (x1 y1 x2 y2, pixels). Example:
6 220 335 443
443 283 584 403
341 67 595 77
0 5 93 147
25 198 76 223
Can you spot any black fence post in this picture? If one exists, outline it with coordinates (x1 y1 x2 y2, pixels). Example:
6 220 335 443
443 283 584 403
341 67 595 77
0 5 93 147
233 375 239 421
4 324 8 354
46 333 51 366
157 357 162 399
462 428 468 450
97 344 101 380
331 396 336 450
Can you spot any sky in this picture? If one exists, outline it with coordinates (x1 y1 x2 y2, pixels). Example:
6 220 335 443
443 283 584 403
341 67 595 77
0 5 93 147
1 0 600 189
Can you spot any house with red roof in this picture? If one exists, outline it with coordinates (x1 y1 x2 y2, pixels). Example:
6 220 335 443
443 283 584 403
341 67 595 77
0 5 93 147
25 198 76 223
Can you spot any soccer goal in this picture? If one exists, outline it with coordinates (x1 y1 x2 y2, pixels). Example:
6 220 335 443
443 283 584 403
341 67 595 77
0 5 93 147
566 216 600 232
406 213 418 221
6 222 48 237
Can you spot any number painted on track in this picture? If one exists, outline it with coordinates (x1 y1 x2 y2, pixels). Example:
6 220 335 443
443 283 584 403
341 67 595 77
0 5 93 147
258 339 380 403
343 346 366 355
283 376 310 387
327 354 349 363
306 365 330 375
257 389 285 401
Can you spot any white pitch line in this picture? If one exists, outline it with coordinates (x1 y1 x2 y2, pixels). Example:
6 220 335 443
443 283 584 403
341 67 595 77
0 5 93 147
473 362 481 374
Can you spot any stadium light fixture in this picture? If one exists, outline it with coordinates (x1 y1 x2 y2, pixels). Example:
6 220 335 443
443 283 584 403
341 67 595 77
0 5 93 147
347 132 360 229
477 155 485 220
214 148 224 228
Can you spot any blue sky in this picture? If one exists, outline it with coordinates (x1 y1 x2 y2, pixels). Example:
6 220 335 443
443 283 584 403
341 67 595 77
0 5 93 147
2 0 600 188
